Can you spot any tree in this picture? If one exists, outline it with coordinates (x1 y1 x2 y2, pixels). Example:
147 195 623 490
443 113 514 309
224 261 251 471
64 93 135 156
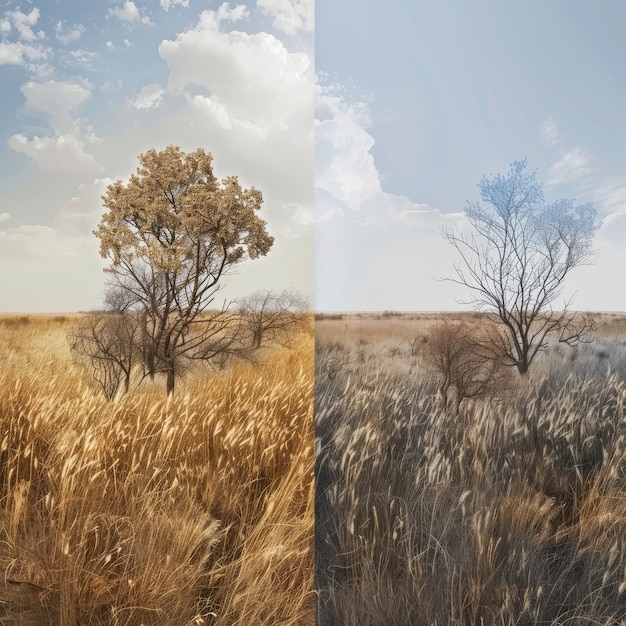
94 146 274 394
442 160 600 375
68 310 141 400
422 320 509 413
236 289 310 349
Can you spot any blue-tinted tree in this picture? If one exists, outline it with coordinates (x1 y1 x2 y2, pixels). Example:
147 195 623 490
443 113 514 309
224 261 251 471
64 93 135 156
443 160 600 374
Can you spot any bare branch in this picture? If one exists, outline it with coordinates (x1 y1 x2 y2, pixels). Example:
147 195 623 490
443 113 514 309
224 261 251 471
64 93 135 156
442 160 601 374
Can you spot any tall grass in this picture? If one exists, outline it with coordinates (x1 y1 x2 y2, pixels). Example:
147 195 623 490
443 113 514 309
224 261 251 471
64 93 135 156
0 315 313 625
316 313 626 625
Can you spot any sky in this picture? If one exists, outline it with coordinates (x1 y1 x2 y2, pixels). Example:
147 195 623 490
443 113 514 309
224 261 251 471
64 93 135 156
316 0 626 312
0 0 313 312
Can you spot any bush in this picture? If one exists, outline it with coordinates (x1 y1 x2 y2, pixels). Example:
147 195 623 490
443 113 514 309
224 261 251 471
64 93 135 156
422 320 510 412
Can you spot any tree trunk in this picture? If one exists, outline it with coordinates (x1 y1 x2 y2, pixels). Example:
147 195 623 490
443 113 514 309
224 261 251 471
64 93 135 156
166 368 175 395
254 329 263 349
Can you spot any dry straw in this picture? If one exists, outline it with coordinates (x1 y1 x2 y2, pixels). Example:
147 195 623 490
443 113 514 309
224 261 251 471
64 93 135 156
0 315 313 625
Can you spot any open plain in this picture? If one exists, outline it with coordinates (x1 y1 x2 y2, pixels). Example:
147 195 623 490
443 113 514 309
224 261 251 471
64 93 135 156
316 311 626 625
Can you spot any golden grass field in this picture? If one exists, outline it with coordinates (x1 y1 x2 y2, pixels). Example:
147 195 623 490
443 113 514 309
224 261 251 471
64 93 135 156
316 311 626 625
0 314 314 625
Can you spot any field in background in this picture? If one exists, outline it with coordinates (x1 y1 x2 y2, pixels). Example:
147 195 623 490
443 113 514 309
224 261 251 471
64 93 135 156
0 314 313 625
316 312 626 625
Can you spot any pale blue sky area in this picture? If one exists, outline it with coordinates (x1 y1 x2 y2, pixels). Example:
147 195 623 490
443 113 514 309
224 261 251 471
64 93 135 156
316 0 626 311
0 0 313 311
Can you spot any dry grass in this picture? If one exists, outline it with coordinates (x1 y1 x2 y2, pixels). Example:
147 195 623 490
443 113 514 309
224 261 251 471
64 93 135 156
316 312 626 625
0 315 313 625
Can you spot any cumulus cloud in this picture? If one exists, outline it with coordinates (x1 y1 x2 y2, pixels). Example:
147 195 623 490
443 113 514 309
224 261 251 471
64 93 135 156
55 20 84 44
316 118 381 210
547 147 596 185
159 5 311 132
66 48 98 70
0 213 10 223
8 131 102 173
21 80 92 132
4 7 43 42
315 80 467 310
154 5 315 237
0 7 50 70
160 0 189 10
257 0 313 36
0 40 49 66
316 79 458 229
108 1 140 23
109 0 152 24
128 83 165 109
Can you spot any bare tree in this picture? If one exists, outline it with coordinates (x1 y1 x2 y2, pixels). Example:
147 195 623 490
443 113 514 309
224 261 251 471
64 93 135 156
68 311 141 400
94 146 274 395
443 160 600 375
236 289 310 349
423 320 510 413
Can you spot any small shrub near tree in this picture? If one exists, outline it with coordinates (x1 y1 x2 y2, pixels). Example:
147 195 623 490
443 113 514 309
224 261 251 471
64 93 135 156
422 319 510 412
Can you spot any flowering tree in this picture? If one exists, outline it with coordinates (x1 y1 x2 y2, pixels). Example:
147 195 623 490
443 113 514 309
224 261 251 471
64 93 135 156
94 146 274 394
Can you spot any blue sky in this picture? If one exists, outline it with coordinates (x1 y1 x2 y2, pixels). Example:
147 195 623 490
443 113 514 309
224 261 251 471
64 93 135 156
316 0 626 311
0 0 313 311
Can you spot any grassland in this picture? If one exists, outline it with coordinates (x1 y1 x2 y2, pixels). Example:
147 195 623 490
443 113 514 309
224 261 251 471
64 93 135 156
0 314 313 625
316 312 626 625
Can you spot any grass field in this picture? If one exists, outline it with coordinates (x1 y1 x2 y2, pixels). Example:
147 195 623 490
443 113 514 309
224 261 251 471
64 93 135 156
316 312 626 625
0 314 314 625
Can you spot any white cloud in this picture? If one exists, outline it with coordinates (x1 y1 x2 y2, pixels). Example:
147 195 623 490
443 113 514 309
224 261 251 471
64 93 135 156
315 81 467 311
0 40 49 66
108 1 140 22
0 212 10 223
316 79 372 127
67 48 98 70
21 80 92 133
0 7 50 71
128 83 165 109
547 147 596 185
316 80 453 228
257 0 313 36
541 116 562 146
316 117 381 210
185 94 239 131
55 20 85 44
216 3 250 23
160 0 190 10
159 5 311 131
154 7 314 227
8 131 102 173
5 7 43 42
